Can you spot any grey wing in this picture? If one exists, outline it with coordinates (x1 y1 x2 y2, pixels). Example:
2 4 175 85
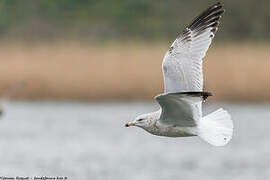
155 92 211 127
162 2 225 93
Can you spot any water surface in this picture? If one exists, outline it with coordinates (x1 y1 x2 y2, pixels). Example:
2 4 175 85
0 101 269 179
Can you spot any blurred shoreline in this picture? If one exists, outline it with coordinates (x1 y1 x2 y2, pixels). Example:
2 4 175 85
0 42 269 102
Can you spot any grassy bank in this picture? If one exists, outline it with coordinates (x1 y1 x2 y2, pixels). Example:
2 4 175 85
0 42 269 101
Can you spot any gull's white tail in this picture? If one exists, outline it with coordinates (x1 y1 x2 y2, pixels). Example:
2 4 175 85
198 108 233 146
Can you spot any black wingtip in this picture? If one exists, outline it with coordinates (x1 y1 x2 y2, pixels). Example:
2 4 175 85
187 2 225 34
202 92 213 101
169 91 213 101
212 2 222 9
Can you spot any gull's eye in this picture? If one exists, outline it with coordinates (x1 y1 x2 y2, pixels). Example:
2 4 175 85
137 118 143 122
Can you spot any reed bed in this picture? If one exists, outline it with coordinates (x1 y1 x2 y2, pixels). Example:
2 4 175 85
0 42 269 101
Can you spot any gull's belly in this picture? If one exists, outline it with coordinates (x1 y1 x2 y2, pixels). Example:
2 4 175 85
163 126 197 137
149 125 198 137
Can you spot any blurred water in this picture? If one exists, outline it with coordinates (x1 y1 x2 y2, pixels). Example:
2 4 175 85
0 101 269 180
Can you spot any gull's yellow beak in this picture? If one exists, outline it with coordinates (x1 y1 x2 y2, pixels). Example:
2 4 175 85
125 121 135 127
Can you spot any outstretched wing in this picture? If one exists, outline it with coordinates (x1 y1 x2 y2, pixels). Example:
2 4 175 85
162 2 225 93
155 92 212 127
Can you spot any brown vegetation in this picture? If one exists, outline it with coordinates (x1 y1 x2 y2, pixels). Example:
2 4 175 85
0 42 269 101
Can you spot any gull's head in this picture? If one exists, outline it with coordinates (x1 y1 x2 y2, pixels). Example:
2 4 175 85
125 112 157 129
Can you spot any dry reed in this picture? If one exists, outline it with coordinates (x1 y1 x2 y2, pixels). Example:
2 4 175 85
0 42 269 101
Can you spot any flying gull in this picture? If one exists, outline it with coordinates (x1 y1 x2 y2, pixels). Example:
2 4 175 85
125 2 233 146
